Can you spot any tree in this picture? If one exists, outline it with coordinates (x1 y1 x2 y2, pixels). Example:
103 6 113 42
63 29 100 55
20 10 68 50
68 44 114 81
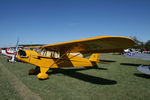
130 36 144 49
144 40 150 51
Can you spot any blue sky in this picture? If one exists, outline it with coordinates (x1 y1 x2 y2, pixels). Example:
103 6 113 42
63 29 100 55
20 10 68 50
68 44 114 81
0 0 150 47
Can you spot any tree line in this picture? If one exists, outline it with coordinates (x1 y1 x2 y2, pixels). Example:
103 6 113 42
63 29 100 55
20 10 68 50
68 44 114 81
131 36 150 51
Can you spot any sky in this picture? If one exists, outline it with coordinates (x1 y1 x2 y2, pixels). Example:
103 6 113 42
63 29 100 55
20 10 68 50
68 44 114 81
0 0 150 47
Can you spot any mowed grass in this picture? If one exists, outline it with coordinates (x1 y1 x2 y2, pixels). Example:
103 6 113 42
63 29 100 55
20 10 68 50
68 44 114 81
0 53 150 100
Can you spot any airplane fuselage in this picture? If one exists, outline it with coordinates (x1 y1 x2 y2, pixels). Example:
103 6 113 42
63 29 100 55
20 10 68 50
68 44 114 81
1 48 16 62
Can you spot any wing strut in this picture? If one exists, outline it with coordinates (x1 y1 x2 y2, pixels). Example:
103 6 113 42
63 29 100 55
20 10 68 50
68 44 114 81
50 49 72 68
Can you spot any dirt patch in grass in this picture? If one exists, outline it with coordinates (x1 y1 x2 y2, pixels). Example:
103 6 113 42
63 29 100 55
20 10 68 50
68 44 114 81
0 62 42 100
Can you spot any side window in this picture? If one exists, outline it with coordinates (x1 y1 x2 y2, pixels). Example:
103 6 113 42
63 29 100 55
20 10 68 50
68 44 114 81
40 49 47 56
49 51 59 58
39 49 59 58
37 48 44 54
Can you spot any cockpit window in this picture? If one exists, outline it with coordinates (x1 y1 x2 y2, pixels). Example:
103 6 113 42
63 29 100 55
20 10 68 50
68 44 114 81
39 49 59 58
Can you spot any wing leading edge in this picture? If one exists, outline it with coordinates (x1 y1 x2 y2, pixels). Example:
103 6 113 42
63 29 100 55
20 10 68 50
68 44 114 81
42 36 135 53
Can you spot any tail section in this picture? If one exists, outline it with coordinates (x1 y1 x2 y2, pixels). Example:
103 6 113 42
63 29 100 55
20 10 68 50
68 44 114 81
89 53 100 64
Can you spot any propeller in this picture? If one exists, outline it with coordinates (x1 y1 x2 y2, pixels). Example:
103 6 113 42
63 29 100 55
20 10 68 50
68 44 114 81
10 38 19 62
15 38 19 53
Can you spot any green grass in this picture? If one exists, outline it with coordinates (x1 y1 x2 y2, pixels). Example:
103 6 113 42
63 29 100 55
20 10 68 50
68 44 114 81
0 68 21 100
0 54 150 100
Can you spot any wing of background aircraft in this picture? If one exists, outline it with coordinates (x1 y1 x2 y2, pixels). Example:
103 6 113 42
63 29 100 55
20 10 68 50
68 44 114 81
42 36 135 53
24 46 41 49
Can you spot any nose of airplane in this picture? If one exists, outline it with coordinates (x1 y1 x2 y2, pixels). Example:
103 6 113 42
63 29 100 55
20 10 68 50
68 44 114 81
17 50 31 63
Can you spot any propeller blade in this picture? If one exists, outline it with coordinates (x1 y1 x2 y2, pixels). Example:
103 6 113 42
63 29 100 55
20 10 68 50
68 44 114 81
15 38 19 52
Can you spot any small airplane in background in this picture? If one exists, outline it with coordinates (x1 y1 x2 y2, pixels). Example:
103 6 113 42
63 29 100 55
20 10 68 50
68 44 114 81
1 40 19 62
16 36 135 80
1 47 16 62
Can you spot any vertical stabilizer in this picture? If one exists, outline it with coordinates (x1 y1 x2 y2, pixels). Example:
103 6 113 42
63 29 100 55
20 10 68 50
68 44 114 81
89 53 100 64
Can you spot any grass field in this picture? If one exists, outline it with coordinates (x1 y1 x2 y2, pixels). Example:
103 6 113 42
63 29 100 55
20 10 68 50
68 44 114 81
0 53 150 100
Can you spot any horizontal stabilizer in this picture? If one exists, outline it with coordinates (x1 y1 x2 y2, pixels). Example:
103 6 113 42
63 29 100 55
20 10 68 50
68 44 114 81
89 53 100 63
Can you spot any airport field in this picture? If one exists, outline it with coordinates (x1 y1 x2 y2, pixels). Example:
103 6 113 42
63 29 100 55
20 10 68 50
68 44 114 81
0 53 150 100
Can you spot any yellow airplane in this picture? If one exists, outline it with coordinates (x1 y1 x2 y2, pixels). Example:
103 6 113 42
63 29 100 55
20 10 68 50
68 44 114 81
16 36 135 79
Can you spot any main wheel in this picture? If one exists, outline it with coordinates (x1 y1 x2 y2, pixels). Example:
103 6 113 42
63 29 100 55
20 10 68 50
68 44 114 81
37 73 48 80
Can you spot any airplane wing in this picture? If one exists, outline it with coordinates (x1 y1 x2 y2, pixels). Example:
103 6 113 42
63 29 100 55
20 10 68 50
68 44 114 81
24 46 41 49
42 36 135 53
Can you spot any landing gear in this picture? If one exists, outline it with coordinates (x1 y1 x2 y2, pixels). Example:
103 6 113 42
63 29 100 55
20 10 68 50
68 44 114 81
37 67 49 80
29 66 49 79
7 58 10 62
28 66 40 75
7 56 16 63
37 73 48 80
